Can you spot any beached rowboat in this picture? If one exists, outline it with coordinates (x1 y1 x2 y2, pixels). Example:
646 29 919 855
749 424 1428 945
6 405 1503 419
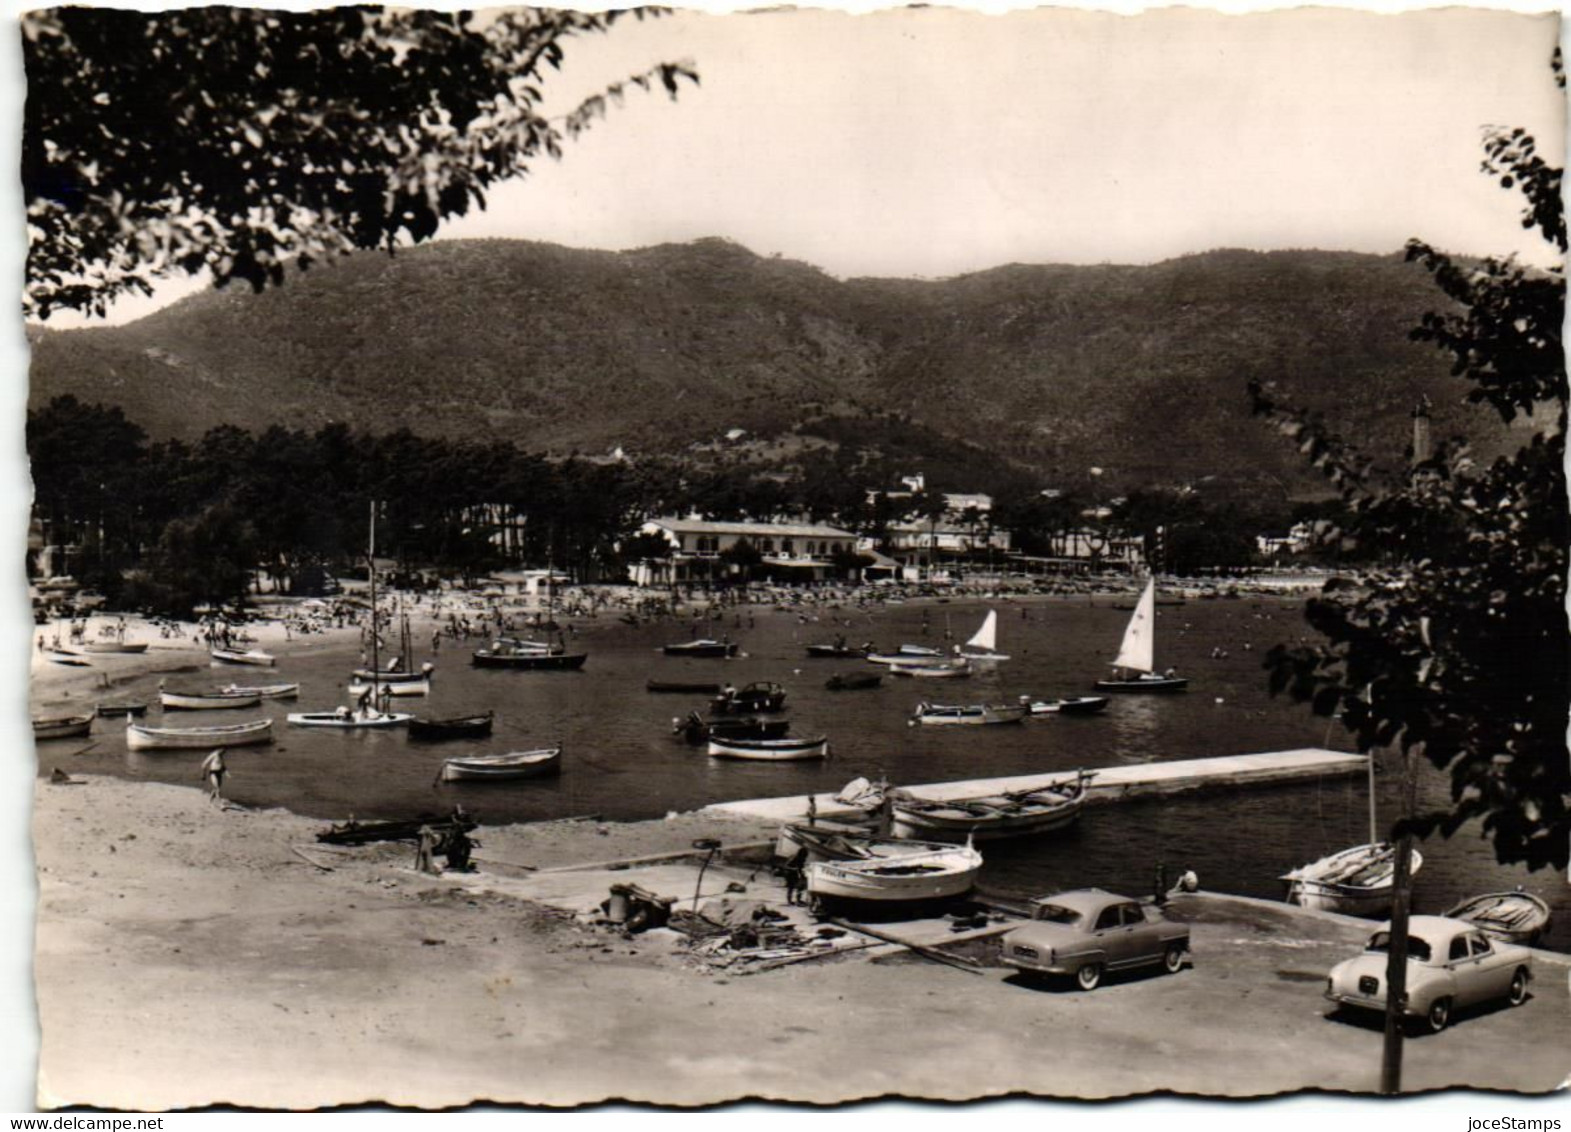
210 647 276 667
1444 890 1552 947
441 746 562 782
160 687 262 711
706 734 829 761
807 842 983 905
95 700 148 718
126 718 274 750
81 641 149 654
33 714 93 740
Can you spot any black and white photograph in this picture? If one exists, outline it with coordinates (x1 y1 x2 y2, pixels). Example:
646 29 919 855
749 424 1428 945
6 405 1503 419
9 0 1569 1113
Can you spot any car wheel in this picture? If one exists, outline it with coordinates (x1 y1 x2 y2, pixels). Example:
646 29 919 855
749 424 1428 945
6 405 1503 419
1509 968 1529 1007
1075 963 1103 991
1162 944 1185 974
1425 996 1451 1034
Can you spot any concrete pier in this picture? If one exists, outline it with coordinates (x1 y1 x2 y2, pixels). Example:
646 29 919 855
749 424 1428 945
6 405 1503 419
702 747 1367 823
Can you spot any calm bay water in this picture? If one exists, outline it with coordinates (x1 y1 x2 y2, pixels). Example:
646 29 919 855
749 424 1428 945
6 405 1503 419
49 594 1570 950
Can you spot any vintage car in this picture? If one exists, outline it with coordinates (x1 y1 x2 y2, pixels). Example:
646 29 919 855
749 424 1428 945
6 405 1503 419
999 888 1191 990
1324 915 1533 1033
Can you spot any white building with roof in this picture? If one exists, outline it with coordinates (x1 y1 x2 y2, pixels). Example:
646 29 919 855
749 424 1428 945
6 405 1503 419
629 517 859 586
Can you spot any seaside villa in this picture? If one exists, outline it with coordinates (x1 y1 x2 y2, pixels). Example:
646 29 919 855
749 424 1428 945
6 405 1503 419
627 517 858 587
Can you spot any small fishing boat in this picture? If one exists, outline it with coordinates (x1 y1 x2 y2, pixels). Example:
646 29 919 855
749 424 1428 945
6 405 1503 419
673 711 791 746
775 823 953 863
160 687 262 711
807 841 983 906
210 647 276 667
95 699 148 718
957 610 1010 662
1445 890 1553 947
471 643 588 670
1095 580 1188 692
1027 696 1110 716
663 639 739 658
32 714 93 740
409 711 495 741
81 640 149 655
866 644 945 666
646 679 724 695
46 650 90 667
825 672 882 691
441 746 562 781
286 709 413 729
219 682 300 700
911 701 1028 726
710 681 787 714
805 641 871 659
889 772 1093 841
317 813 477 846
350 662 435 684
707 734 830 761
347 674 431 697
888 660 971 679
1280 842 1424 917
126 718 274 750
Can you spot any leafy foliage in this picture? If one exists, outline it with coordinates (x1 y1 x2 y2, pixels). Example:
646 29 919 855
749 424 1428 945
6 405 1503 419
1251 118 1568 870
23 5 696 319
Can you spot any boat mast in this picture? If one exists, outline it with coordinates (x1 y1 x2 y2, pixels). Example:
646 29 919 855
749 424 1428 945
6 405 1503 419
369 500 378 697
1368 747 1378 846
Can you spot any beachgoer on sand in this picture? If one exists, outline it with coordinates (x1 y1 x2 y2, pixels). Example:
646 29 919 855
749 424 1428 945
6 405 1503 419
200 749 227 804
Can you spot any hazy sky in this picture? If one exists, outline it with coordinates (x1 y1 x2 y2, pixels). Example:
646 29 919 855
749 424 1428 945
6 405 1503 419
23 3 1567 327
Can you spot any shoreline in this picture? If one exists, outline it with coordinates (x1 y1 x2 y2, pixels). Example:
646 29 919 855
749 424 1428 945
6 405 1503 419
33 771 1571 1109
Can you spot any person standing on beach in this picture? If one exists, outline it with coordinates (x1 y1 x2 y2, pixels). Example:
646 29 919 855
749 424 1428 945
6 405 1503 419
200 749 227 804
414 826 439 874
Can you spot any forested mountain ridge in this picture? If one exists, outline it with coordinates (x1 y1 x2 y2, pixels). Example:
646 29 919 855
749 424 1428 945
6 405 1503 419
26 237 1515 496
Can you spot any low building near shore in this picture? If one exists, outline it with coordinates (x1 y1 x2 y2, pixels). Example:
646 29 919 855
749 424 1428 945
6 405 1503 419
628 516 858 587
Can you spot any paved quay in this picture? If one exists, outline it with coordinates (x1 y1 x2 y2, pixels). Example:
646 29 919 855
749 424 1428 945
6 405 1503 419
703 746 1368 823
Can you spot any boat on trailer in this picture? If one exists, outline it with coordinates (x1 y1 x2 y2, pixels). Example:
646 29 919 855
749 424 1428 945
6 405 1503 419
706 734 829 761
441 745 562 782
1444 890 1552 946
889 772 1093 841
33 714 93 740
126 718 274 751
911 701 1028 726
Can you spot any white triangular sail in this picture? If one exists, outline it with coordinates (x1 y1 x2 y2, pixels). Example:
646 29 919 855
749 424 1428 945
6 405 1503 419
1110 580 1155 674
965 610 998 653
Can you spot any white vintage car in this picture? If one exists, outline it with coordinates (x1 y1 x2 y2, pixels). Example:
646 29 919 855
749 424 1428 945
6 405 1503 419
1325 915 1533 1033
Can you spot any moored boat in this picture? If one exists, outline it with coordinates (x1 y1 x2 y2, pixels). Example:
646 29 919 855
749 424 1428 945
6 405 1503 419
409 711 495 741
889 772 1093 841
710 681 787 714
1027 696 1110 716
286 709 413 729
825 672 882 691
46 650 91 667
95 700 148 718
646 679 724 694
867 644 945 666
471 644 587 670
663 639 738 658
220 682 300 700
957 610 1010 662
347 675 431 697
911 701 1028 726
350 662 435 684
210 647 276 667
888 660 971 679
126 718 274 750
1281 842 1424 917
160 687 262 711
674 711 791 745
805 641 871 659
81 640 149 655
707 734 829 761
1444 890 1552 946
441 745 562 781
33 714 93 740
807 841 983 906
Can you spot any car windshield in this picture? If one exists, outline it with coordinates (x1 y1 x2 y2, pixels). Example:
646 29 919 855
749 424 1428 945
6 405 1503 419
1032 904 1083 926
1366 930 1433 963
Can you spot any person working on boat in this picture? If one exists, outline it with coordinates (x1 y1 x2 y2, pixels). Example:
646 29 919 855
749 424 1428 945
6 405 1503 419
782 845 810 906
199 749 227 804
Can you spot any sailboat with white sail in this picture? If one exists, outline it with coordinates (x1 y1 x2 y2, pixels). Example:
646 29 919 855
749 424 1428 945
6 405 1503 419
1094 579 1188 692
957 609 1009 662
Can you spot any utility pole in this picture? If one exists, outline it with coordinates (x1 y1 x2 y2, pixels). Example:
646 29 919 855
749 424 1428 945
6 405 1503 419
1379 744 1418 1094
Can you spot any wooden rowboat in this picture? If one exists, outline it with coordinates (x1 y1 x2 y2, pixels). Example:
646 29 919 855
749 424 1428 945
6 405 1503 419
286 710 412 729
95 700 148 718
471 648 587 670
210 647 276 667
1028 696 1109 716
441 746 562 782
126 718 273 750
81 641 149 655
826 672 882 691
409 711 495 741
888 660 971 680
646 679 724 694
220 682 300 700
33 714 93 740
775 823 953 863
1444 890 1551 946
1281 842 1424 917
911 702 1028 726
890 772 1093 841
807 842 983 906
662 639 738 658
160 688 262 711
707 734 829 761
